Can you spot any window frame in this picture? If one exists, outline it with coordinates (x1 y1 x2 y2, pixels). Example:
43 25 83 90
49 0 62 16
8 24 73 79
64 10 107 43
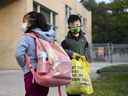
33 1 58 30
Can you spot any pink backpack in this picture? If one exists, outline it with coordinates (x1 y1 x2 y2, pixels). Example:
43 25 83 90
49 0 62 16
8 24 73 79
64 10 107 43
25 33 72 88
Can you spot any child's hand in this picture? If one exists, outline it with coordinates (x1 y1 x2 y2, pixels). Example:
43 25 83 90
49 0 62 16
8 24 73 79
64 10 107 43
72 52 81 59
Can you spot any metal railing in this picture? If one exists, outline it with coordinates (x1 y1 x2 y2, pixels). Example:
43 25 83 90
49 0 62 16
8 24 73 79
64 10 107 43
90 43 128 63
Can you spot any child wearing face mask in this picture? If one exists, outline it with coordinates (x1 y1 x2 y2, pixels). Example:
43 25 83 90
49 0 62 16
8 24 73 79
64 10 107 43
61 15 91 96
61 14 91 62
16 11 56 96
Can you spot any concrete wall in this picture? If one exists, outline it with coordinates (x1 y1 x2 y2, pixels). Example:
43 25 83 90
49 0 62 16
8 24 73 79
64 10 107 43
0 0 27 69
0 0 91 69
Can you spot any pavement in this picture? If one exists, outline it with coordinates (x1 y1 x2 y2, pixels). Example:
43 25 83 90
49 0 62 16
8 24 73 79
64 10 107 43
0 70 24 96
0 62 125 96
0 70 67 96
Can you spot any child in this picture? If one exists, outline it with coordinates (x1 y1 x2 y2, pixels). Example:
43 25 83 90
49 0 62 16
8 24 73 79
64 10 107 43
61 14 91 96
16 11 55 96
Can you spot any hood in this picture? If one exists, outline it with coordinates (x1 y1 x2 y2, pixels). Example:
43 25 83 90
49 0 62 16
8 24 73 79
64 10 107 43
32 28 56 42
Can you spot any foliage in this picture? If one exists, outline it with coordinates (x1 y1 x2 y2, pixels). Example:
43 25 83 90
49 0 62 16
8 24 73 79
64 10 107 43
84 0 128 43
90 64 128 96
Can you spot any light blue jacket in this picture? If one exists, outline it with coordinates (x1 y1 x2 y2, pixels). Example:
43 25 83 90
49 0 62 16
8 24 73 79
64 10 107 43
16 28 55 74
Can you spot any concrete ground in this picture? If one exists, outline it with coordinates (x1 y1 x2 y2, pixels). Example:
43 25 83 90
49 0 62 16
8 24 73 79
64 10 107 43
0 70 67 96
0 70 24 96
0 62 122 96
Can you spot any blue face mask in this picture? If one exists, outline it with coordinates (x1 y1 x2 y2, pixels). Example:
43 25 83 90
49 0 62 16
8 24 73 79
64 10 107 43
40 31 56 42
33 28 56 42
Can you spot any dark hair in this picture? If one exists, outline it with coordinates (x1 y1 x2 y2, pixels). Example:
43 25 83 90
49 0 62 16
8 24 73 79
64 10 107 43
23 11 50 32
68 14 81 24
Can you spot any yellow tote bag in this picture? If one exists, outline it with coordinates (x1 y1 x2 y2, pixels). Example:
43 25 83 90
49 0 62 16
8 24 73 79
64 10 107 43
66 55 94 95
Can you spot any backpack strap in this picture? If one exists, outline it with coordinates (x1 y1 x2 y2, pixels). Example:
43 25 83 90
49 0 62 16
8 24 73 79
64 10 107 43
24 33 39 68
25 32 47 61
24 33 44 83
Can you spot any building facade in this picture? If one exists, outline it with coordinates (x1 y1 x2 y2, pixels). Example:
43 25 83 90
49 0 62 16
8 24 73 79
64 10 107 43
0 0 91 69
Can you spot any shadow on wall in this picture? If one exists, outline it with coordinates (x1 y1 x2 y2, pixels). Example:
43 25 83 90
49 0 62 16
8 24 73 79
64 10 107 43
0 0 17 9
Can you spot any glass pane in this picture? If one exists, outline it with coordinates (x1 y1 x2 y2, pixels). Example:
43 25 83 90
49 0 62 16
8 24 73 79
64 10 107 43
40 7 50 24
33 2 38 12
33 2 57 31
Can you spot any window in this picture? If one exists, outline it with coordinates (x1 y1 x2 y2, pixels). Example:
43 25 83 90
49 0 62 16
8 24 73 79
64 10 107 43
65 5 72 20
65 5 77 20
78 14 87 32
33 2 38 12
83 17 87 32
40 7 51 24
33 2 57 30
